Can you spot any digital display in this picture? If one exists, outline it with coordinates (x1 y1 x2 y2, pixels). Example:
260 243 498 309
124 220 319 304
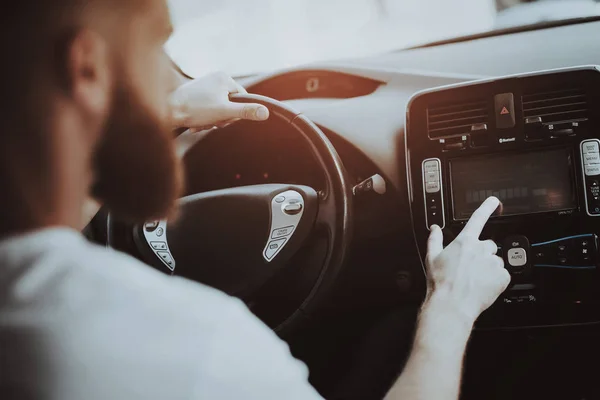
450 148 577 220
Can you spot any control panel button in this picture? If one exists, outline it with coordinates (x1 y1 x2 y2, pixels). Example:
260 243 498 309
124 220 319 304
508 248 527 267
271 226 294 239
150 241 167 251
155 227 164 237
283 203 303 215
584 153 600 165
582 141 599 154
423 160 439 173
495 93 516 129
503 235 531 277
145 221 159 232
585 165 600 176
275 196 286 203
422 158 445 230
425 171 440 182
425 181 441 193
264 238 287 260
581 140 600 216
441 137 467 151
157 251 175 270
531 234 598 268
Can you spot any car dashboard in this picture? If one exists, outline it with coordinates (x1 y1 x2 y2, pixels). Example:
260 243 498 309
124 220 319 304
218 19 600 329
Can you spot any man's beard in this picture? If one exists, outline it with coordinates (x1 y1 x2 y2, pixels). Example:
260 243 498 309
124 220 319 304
91 82 183 223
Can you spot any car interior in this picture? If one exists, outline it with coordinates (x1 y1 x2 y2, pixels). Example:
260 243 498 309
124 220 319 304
83 11 600 400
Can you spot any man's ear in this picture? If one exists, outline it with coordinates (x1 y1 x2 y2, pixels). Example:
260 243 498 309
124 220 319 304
66 29 112 120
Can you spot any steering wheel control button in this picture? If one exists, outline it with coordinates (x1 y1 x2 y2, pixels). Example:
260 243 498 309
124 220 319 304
272 226 294 239
283 202 303 215
142 220 176 271
151 242 167 251
145 221 159 232
264 239 287 261
494 93 516 129
507 248 527 267
157 251 175 271
263 190 305 262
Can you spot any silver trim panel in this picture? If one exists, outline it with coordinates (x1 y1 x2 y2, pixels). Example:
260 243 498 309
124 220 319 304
581 139 600 217
263 190 305 262
143 220 176 271
422 158 446 230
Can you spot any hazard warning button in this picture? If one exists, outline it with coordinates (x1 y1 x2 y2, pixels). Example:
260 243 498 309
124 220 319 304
495 92 516 129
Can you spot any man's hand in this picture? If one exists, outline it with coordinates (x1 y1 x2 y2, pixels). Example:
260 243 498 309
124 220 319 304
425 196 511 323
385 197 510 400
169 71 269 132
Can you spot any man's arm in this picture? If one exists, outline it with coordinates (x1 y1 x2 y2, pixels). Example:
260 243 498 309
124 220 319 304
386 197 511 400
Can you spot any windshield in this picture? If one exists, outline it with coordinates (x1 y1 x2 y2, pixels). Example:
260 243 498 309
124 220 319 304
166 0 600 77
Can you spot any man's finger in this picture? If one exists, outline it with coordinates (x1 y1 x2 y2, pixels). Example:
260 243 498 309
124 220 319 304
461 196 500 238
426 225 444 263
481 239 499 255
225 76 248 94
226 102 269 121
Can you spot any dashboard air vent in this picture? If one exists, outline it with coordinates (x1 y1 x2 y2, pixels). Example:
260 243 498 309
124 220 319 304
427 99 489 139
522 88 588 126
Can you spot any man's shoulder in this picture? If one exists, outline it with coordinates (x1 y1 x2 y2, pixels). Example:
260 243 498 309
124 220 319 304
0 228 241 328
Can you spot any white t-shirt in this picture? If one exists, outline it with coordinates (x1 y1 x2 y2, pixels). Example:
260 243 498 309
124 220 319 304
0 228 323 400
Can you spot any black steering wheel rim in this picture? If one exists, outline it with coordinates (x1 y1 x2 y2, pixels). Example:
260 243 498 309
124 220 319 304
108 93 353 334
231 94 353 332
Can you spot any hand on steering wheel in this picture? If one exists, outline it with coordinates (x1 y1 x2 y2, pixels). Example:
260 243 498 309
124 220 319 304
170 71 270 132
110 94 353 335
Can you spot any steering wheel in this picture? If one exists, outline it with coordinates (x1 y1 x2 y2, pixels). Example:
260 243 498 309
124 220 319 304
108 94 353 334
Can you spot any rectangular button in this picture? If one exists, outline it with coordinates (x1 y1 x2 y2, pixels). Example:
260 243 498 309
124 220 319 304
508 248 527 267
495 93 516 129
584 153 600 165
585 165 600 176
157 251 175 270
582 141 599 154
271 226 294 239
425 181 440 193
151 242 167 250
423 160 439 173
425 171 440 183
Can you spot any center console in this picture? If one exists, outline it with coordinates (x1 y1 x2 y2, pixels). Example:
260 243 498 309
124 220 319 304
406 66 600 328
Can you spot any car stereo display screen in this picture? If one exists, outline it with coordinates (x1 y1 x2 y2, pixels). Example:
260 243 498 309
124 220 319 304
450 148 576 220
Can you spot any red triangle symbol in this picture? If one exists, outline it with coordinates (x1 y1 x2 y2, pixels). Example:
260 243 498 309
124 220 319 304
500 106 510 115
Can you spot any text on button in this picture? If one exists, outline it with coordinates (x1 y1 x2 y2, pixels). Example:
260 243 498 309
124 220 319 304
507 248 527 267
272 226 294 239
584 153 600 165
425 181 441 193
585 165 600 176
582 141 599 154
